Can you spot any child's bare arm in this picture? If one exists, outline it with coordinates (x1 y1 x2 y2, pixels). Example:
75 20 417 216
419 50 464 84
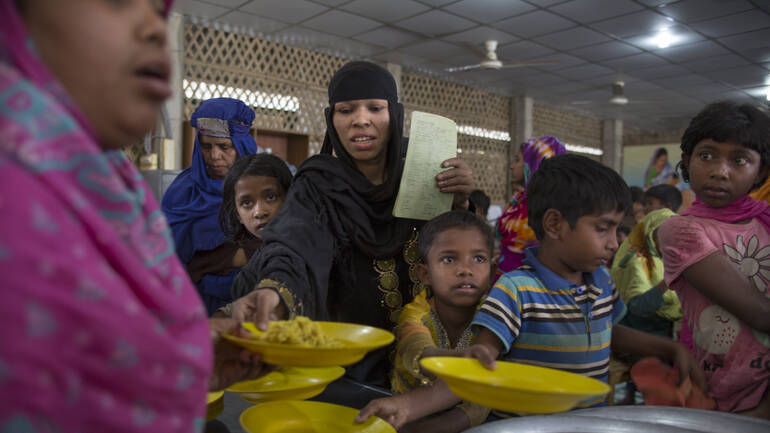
682 251 770 333
355 380 460 429
612 324 706 391
400 407 471 433
469 328 504 368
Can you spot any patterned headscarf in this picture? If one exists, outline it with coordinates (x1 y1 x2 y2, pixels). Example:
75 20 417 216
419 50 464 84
0 1 212 431
494 136 567 280
521 136 567 186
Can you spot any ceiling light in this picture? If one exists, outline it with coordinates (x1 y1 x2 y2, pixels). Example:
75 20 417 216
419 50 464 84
766 91 770 101
652 28 675 49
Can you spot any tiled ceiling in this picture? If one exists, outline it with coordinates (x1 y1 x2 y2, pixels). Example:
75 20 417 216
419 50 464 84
173 0 770 131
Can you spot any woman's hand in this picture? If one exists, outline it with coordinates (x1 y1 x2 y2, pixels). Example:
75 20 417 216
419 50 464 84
208 318 275 391
355 395 412 430
437 157 474 210
232 288 288 330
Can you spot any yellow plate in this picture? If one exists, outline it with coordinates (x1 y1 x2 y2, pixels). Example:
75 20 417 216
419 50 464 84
241 400 395 433
223 322 394 367
227 366 345 403
420 357 611 414
206 391 224 421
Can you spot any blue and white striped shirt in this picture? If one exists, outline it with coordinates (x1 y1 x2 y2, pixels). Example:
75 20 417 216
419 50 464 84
473 247 627 407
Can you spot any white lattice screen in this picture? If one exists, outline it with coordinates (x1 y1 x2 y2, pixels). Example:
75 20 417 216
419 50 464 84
402 73 511 205
182 23 512 204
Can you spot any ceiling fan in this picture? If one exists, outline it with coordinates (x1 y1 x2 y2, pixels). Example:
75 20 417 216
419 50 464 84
609 81 629 105
446 40 559 73
570 81 633 106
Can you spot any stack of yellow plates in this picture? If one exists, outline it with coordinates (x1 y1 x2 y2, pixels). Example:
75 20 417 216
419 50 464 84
227 366 345 403
241 400 395 433
205 391 224 421
223 322 394 367
420 357 611 414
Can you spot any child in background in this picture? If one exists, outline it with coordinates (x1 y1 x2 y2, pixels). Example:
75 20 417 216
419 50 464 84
612 209 681 338
657 101 770 417
219 153 293 254
644 184 682 214
613 184 683 338
622 186 646 229
470 189 491 222
495 136 566 282
356 211 494 432
616 225 631 245
471 154 703 409
212 153 292 318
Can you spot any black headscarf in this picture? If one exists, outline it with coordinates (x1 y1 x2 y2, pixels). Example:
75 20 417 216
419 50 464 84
291 61 413 258
232 61 417 315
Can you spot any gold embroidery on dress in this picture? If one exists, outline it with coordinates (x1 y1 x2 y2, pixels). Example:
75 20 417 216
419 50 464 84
374 258 402 324
428 309 474 350
403 228 426 299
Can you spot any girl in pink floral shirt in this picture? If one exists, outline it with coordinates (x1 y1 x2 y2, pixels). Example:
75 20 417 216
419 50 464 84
658 101 770 417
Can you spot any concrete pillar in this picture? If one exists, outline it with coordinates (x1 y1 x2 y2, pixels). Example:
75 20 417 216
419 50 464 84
164 12 185 170
509 95 532 197
602 118 623 173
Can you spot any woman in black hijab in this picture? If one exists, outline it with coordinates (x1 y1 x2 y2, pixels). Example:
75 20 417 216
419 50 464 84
230 61 474 389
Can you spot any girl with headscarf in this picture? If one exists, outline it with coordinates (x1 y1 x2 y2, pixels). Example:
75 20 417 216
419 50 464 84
494 136 566 281
162 98 258 315
0 1 265 430
230 61 475 390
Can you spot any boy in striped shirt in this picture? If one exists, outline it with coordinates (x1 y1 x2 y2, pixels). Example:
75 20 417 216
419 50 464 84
471 154 704 407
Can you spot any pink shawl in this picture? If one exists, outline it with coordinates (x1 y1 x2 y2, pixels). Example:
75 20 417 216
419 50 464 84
682 196 770 233
0 2 212 432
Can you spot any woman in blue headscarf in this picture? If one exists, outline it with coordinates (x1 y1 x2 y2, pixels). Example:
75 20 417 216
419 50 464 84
162 98 258 314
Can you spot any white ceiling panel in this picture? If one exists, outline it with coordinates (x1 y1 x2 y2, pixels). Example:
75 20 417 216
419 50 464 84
497 40 556 60
555 63 614 80
601 53 669 71
718 28 770 51
534 26 610 50
570 40 642 61
239 0 329 24
739 47 770 63
679 53 752 72
590 10 673 38
493 10 575 38
528 53 586 71
653 40 731 62
172 0 229 19
310 0 352 5
203 0 249 7
651 74 714 89
396 10 476 36
444 0 535 23
353 26 421 49
548 0 643 24
340 0 430 23
399 39 468 60
417 0 458 6
657 0 755 24
442 26 519 44
630 64 690 80
691 10 770 38
704 65 770 88
302 10 381 37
